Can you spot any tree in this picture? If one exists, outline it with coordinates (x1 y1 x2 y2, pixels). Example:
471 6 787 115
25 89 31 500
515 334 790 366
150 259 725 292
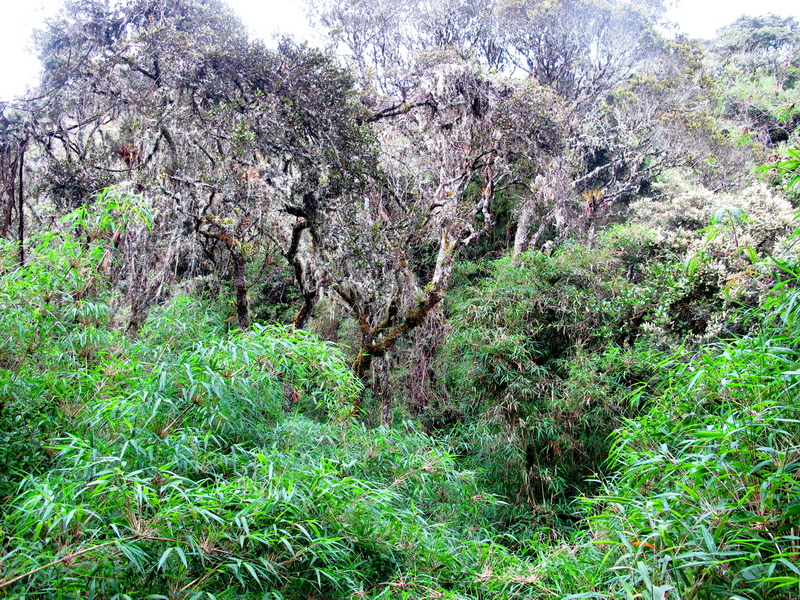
0 106 28 263
712 14 800 89
707 15 800 148
330 50 512 381
27 0 376 330
307 0 505 95
502 0 663 104
308 0 739 253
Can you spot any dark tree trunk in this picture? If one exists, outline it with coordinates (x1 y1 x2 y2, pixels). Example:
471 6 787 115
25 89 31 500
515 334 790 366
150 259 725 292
2 172 14 238
17 148 24 265
231 247 250 329
196 216 251 330
346 287 442 383
353 346 374 381
376 357 392 427
285 219 319 330
293 291 317 329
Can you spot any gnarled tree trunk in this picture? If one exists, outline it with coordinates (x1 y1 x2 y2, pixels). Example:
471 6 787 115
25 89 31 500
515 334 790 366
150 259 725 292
231 246 250 329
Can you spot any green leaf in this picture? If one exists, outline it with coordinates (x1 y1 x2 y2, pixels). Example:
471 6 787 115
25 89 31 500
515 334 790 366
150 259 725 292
157 548 173 572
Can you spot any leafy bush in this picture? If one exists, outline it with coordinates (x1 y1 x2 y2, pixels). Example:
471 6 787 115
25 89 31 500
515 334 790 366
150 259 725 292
1 418 501 598
553 236 800 600
0 199 518 599
439 228 684 519
630 177 795 315
5 187 800 599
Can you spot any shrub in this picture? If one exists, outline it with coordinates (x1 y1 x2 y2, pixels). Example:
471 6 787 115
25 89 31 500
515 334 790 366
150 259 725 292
439 229 682 519
560 235 800 600
0 200 516 599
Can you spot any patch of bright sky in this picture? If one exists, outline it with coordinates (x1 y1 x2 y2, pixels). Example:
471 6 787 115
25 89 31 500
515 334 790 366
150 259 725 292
1 0 800 102
664 0 800 39
0 0 317 102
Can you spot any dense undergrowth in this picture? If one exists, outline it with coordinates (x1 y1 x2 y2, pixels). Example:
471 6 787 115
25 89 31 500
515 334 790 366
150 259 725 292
1 199 799 598
568 245 800 599
435 186 796 529
0 216 505 598
440 227 683 516
2 1 800 595
584 190 799 598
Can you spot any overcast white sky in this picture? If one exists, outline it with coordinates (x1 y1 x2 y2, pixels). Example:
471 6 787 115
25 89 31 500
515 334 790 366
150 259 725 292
2 0 800 102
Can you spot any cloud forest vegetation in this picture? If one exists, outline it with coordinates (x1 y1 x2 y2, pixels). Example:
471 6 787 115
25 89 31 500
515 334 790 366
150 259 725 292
1 0 800 598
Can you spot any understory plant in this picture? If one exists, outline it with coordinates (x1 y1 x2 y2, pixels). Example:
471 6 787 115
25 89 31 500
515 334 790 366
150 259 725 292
439 225 693 522
559 234 800 600
0 197 522 599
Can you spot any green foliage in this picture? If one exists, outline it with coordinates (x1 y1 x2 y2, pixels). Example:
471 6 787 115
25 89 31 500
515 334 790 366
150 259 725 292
631 178 796 326
713 14 800 90
0 200 521 599
440 227 687 518
543 235 800 600
759 146 800 192
6 2 800 597
709 15 800 153
0 230 117 497
1 417 501 598
248 261 301 325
